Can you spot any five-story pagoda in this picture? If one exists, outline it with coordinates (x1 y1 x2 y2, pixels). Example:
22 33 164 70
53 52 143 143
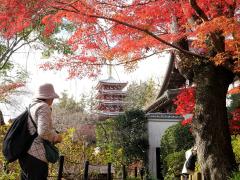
96 65 127 119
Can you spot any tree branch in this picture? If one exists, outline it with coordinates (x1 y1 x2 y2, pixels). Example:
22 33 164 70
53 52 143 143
113 51 165 65
89 14 207 59
189 0 208 21
226 0 236 18
64 51 164 67
95 0 158 9
0 30 34 69
51 4 208 60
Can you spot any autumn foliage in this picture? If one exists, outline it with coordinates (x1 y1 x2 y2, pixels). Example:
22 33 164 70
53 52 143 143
228 86 240 94
1 0 240 177
1 0 240 136
174 87 196 126
0 83 25 101
174 87 240 133
0 0 51 38
174 87 196 116
36 0 240 76
0 0 239 79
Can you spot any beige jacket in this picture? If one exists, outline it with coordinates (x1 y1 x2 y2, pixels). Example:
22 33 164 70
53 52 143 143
27 99 59 163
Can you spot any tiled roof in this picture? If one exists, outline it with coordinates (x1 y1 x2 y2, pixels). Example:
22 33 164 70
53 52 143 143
146 112 183 120
157 52 186 98
144 88 181 113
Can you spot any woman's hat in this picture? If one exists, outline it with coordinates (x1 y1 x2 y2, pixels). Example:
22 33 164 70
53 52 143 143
34 83 59 99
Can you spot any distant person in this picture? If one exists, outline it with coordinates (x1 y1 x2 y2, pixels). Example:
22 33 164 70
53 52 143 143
0 110 4 125
19 83 62 180
182 146 197 180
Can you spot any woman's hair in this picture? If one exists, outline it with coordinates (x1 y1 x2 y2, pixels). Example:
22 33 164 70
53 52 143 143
37 98 47 102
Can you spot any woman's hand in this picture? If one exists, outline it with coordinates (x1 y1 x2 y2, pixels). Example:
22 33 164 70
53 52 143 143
54 134 62 144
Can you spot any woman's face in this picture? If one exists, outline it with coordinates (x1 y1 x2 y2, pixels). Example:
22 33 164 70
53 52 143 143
46 99 54 106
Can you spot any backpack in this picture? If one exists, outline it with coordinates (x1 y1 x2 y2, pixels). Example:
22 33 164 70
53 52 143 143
185 152 197 171
2 105 38 163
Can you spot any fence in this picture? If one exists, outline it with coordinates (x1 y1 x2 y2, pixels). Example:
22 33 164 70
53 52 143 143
180 172 203 180
51 155 145 180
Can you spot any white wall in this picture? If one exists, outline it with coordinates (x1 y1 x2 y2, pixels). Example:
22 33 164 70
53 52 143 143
146 113 182 178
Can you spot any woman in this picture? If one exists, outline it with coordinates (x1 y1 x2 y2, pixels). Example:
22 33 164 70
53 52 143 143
19 83 62 180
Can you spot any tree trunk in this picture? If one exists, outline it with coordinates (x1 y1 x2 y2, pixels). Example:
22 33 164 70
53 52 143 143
192 64 237 180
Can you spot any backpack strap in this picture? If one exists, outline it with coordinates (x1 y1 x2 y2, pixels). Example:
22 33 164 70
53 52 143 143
28 103 38 132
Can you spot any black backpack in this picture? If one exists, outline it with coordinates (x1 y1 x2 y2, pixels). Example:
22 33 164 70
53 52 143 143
2 105 37 163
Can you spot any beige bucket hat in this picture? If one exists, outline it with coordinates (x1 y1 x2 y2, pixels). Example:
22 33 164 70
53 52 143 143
34 83 59 99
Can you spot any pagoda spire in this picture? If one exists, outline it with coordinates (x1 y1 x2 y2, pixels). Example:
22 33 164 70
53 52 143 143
108 61 113 78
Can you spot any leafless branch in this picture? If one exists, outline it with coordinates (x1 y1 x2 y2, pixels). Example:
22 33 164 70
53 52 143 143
0 30 35 69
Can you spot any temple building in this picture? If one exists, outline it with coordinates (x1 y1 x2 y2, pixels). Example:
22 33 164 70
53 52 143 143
145 53 187 113
96 65 128 119
144 53 188 179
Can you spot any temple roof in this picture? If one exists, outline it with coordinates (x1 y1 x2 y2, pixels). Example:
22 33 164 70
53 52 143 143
146 112 183 120
145 52 187 113
157 53 186 98
144 89 180 113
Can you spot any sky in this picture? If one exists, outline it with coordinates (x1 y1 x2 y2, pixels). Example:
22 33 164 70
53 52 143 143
1 47 171 120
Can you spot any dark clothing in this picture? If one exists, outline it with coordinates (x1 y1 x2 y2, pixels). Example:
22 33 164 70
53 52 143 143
19 153 48 180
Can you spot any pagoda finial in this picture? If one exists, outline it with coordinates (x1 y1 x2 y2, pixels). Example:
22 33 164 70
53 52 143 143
108 61 113 78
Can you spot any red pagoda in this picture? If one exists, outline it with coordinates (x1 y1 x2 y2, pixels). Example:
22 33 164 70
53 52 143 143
96 66 127 119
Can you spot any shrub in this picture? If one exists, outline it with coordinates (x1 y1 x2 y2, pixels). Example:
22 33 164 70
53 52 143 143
160 123 194 176
229 171 240 180
232 135 240 164
164 150 185 180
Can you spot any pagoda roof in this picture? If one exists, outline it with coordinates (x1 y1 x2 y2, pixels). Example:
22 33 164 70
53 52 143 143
98 100 127 105
96 91 126 98
99 76 127 84
97 90 127 94
96 76 128 89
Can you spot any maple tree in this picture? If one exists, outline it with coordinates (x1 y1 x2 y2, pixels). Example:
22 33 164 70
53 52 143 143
1 0 240 179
